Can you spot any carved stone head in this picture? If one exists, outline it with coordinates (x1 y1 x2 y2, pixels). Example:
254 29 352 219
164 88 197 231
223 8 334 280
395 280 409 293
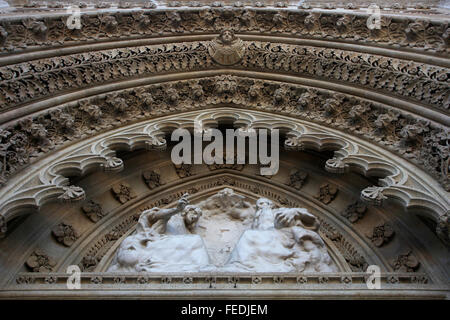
256 198 274 210
219 30 235 45
182 205 202 228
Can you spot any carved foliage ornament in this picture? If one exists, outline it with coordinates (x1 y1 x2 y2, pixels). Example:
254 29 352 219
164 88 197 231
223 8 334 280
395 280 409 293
366 222 395 247
0 9 448 53
287 169 308 190
111 182 137 204
82 200 107 223
142 170 164 189
341 201 367 223
0 76 447 192
52 222 79 247
25 249 56 273
315 183 338 204
391 251 420 272
174 164 194 178
1 41 447 112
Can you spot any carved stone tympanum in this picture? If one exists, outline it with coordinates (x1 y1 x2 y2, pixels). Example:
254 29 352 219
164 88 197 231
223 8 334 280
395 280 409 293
108 189 336 273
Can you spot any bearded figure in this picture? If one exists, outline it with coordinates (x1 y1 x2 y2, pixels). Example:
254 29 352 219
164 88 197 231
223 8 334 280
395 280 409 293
108 194 213 272
222 197 337 273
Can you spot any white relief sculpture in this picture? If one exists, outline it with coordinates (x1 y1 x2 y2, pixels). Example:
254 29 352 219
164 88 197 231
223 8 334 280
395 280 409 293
108 189 336 273
108 194 213 272
222 197 337 273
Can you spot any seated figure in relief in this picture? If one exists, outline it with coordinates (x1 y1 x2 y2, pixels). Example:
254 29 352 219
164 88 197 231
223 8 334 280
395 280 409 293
108 194 213 272
222 197 337 273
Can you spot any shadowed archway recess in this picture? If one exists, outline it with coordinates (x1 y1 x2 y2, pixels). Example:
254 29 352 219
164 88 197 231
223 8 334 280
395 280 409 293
0 2 448 299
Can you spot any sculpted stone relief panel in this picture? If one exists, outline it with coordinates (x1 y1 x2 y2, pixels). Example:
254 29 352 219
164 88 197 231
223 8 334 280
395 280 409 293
108 189 337 273
56 160 373 276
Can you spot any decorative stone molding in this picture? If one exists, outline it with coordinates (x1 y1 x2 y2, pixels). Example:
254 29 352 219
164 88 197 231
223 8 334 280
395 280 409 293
0 215 6 238
0 8 448 54
1 39 447 113
0 123 165 231
0 75 448 193
319 219 368 272
366 222 395 247
9 271 437 298
51 222 79 247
